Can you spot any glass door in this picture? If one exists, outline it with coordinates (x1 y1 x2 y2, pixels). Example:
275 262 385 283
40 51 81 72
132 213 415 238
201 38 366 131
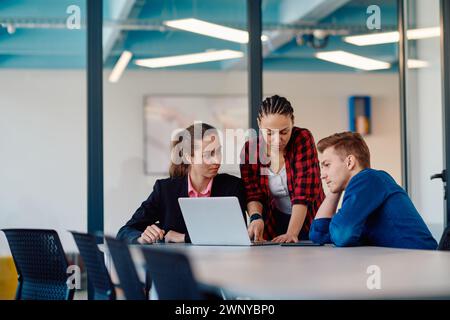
404 0 449 239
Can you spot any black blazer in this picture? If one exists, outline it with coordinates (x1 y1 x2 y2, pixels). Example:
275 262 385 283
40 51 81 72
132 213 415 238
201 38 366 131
117 173 247 244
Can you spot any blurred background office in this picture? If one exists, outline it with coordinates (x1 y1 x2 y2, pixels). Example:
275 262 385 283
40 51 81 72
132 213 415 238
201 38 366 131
0 0 446 298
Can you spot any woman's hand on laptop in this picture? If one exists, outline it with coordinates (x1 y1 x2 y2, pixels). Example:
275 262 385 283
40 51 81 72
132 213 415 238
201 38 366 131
248 220 264 241
272 233 298 243
164 231 185 243
137 224 165 244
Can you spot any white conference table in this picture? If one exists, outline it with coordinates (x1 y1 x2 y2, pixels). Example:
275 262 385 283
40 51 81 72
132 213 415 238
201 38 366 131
103 244 450 300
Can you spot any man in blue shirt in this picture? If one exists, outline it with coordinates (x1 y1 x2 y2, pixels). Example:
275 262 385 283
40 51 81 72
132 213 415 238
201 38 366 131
310 131 437 250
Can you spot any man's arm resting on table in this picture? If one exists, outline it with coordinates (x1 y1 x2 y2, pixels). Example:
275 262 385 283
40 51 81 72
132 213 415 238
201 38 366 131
315 192 341 219
309 192 341 244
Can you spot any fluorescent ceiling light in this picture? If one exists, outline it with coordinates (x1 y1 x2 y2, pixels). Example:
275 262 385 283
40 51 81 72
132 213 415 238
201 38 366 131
164 18 268 43
344 27 440 46
134 50 244 68
316 50 391 71
108 50 133 83
408 27 440 40
344 31 399 46
408 59 430 69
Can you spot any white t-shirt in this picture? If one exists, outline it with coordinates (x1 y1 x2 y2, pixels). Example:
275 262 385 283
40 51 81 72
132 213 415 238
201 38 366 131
267 166 292 214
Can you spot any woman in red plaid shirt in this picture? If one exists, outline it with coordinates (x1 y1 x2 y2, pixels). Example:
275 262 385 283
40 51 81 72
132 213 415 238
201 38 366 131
240 95 325 243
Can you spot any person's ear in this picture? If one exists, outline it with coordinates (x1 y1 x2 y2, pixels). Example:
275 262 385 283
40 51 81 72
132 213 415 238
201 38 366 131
346 155 356 170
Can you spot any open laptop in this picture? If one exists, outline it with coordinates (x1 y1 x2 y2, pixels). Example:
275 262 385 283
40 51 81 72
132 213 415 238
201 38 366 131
178 197 278 246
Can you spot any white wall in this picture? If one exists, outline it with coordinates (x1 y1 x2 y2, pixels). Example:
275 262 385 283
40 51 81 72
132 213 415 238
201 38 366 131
0 69 402 255
0 70 87 255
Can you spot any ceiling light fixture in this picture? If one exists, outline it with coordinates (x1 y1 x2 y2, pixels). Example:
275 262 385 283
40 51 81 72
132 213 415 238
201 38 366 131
164 18 268 43
108 50 133 83
344 27 440 46
316 50 391 71
134 50 244 68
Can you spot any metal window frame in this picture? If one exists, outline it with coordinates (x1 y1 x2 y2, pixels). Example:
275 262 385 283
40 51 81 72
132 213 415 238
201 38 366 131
247 0 262 130
398 0 409 193
87 0 104 300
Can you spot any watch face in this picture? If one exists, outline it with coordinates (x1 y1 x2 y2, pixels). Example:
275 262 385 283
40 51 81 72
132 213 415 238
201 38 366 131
250 214 262 222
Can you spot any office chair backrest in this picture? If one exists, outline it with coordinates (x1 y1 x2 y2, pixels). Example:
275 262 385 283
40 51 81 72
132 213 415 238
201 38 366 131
438 227 450 251
70 231 115 300
1 229 74 300
104 236 146 300
141 247 203 300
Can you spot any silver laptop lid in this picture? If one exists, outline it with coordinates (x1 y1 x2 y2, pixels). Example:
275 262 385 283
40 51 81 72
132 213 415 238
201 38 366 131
178 197 251 246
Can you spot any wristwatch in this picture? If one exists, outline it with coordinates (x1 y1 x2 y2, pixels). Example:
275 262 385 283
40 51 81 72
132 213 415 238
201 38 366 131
250 213 263 223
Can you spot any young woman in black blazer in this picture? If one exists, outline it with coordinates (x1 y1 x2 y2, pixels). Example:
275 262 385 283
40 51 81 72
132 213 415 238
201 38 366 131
117 122 246 244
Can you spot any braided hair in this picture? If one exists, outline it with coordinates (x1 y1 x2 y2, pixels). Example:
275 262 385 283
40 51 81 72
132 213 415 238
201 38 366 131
257 95 294 122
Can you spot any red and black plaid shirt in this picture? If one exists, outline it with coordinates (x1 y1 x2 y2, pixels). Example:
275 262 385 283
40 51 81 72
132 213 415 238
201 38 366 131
240 127 325 240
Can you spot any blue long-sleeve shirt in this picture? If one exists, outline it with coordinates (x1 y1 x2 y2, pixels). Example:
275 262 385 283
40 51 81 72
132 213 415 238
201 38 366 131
309 168 438 250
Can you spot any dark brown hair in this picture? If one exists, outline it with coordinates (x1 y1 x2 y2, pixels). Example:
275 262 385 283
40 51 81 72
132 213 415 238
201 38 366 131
257 95 294 122
169 122 217 178
317 131 371 169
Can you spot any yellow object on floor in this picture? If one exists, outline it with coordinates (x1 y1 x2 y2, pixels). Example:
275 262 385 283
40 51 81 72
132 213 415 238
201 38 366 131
0 256 18 300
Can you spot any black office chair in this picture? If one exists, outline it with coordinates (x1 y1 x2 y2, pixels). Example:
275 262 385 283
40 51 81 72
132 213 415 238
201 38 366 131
438 227 450 250
70 231 116 300
141 247 223 300
104 236 147 300
1 229 74 300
